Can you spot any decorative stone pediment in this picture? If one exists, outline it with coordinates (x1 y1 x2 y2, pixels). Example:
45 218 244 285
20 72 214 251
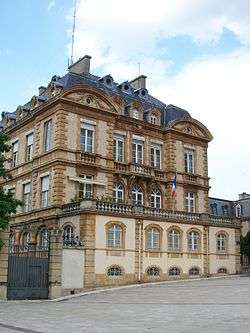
64 91 117 113
169 118 213 141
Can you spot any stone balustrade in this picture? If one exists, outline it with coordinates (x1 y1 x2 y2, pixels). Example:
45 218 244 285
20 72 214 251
61 200 240 227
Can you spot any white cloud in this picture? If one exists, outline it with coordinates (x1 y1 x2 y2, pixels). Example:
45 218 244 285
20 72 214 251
69 0 250 199
48 0 55 11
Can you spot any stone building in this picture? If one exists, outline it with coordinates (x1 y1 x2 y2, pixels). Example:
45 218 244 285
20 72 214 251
0 55 241 300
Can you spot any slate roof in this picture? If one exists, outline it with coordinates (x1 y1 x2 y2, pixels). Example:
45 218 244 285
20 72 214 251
209 196 250 218
2 70 192 129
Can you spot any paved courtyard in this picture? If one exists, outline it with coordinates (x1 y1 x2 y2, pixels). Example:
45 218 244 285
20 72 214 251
0 277 249 333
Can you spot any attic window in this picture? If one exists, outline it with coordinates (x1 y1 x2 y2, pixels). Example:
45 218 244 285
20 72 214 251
150 114 157 125
106 78 111 85
124 84 129 91
132 109 139 119
141 89 146 96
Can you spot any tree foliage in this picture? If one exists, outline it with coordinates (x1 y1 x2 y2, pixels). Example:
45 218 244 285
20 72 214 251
0 132 21 249
240 231 250 254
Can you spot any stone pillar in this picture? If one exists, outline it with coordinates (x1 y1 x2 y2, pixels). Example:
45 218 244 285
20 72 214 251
235 228 241 274
202 224 210 276
0 230 9 299
48 229 63 299
80 213 96 288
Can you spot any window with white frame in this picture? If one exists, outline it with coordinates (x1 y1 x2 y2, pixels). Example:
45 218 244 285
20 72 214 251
132 185 143 206
146 227 160 250
113 183 124 202
185 192 195 212
26 132 34 161
63 225 74 244
23 182 31 212
107 224 122 248
188 230 199 251
80 122 94 153
217 233 227 252
41 175 49 208
44 120 52 152
132 109 139 119
150 113 157 125
132 140 143 164
184 149 194 174
79 175 93 199
168 229 180 251
150 189 161 209
150 144 161 168
12 140 19 167
39 229 49 250
235 204 242 218
113 135 124 162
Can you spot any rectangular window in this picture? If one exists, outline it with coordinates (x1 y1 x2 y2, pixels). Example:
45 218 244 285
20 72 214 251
26 132 34 161
132 140 143 164
184 150 194 173
12 140 19 167
113 135 124 162
79 175 93 199
41 175 49 208
186 192 195 213
222 205 229 216
80 123 94 153
150 144 161 168
44 120 52 152
23 182 31 212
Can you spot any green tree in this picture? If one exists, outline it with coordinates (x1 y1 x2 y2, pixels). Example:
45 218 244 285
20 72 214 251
0 132 21 249
240 231 250 254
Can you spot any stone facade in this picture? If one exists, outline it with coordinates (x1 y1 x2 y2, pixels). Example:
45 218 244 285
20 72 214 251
0 55 241 299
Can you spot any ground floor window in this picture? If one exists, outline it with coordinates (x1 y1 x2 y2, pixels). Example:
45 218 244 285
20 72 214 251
107 266 123 276
218 267 228 274
189 267 200 276
169 267 181 276
147 266 160 276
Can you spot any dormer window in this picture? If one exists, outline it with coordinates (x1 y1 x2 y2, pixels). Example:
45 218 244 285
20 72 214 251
99 75 114 87
150 114 157 125
132 109 139 119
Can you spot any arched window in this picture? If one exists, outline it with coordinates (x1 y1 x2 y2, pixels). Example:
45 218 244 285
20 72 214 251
113 183 124 203
218 267 227 274
9 233 15 253
189 267 200 276
132 185 143 206
147 266 160 276
217 233 227 252
63 225 74 245
107 265 122 276
39 229 49 250
168 229 180 251
150 114 157 125
21 232 30 249
107 224 122 248
188 230 199 251
146 227 160 250
150 189 161 209
169 267 180 276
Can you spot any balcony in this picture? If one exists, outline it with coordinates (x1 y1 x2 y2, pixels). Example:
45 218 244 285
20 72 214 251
183 173 198 183
61 199 241 228
114 162 166 179
77 151 100 165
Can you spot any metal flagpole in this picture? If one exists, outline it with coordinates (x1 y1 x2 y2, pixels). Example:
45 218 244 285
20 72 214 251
70 0 77 65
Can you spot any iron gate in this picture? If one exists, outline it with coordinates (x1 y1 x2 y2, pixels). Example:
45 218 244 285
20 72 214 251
7 244 50 300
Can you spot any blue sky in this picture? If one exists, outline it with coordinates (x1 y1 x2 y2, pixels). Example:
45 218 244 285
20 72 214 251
1 0 250 199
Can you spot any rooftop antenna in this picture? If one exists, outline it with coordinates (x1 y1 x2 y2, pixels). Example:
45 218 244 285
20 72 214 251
70 0 77 65
138 62 141 76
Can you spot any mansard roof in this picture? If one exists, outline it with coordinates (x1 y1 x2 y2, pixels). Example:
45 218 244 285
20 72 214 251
1 63 197 131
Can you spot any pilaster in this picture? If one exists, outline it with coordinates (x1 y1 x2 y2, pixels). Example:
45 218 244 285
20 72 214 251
0 230 9 300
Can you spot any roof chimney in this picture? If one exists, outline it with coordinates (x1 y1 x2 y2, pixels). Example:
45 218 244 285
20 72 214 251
130 75 147 90
68 55 91 75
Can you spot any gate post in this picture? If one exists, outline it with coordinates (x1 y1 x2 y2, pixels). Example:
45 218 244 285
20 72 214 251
0 230 9 299
49 228 63 299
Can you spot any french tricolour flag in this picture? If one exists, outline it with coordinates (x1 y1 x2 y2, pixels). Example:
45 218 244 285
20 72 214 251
171 174 177 197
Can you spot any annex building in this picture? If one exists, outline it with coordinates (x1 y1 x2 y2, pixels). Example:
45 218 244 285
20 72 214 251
0 55 241 300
